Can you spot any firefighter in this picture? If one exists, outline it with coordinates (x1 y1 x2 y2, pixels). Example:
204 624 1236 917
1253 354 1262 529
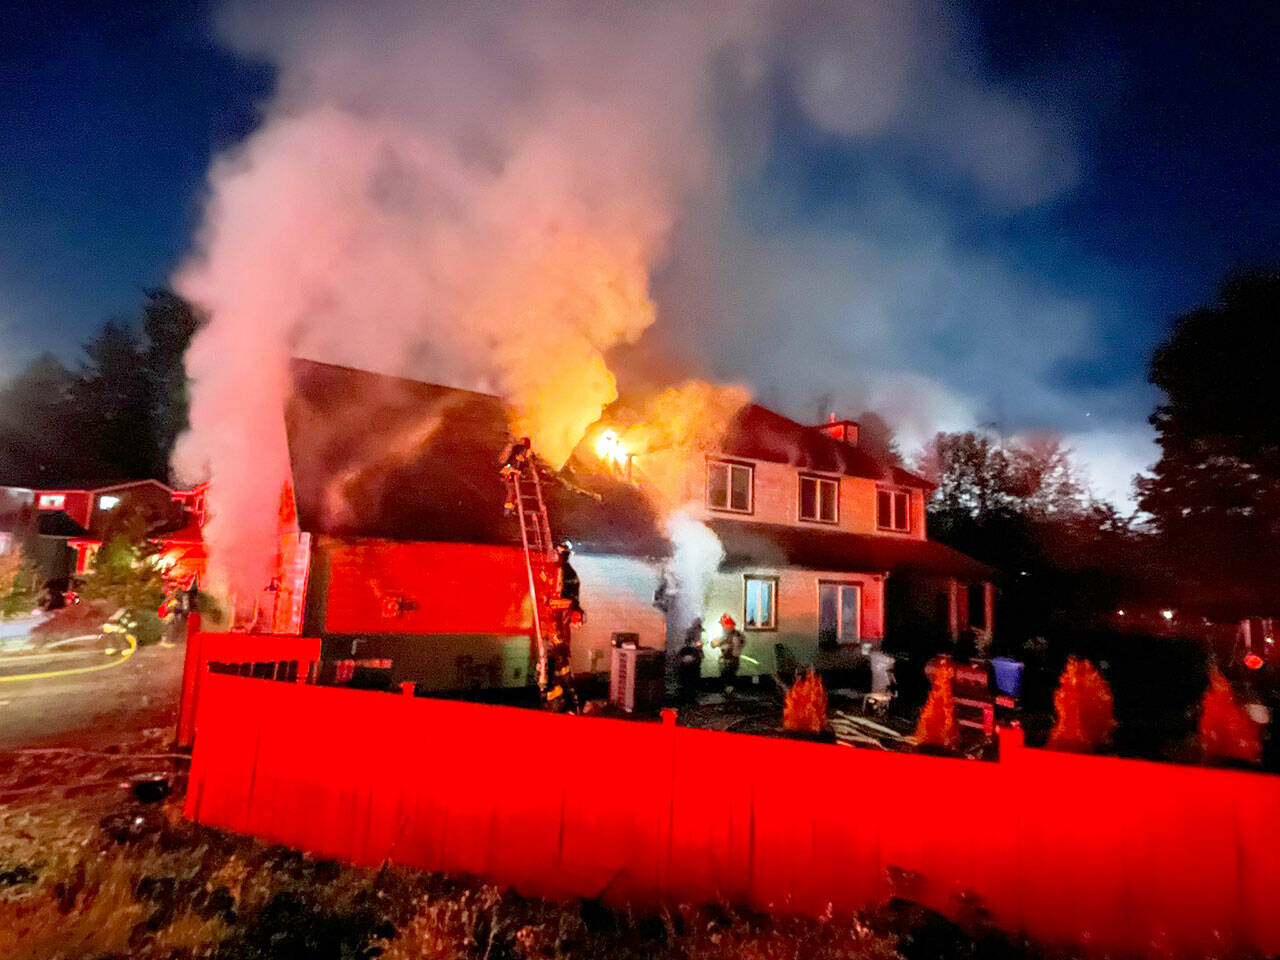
498 435 532 477
713 613 745 695
555 539 581 620
676 618 704 703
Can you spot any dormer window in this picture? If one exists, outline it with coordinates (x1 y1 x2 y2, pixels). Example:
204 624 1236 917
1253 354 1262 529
798 474 839 523
876 488 910 532
707 460 753 513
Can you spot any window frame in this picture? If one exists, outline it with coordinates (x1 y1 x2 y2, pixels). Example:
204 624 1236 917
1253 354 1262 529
876 487 912 533
706 458 755 514
817 579 862 645
797 473 840 525
743 574 779 632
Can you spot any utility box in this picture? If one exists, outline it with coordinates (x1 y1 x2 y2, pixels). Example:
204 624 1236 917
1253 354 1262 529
610 644 664 714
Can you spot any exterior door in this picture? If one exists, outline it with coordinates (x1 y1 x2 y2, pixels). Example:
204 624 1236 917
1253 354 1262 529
818 582 861 646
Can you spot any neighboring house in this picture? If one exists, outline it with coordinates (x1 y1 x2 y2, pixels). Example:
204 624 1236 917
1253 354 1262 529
260 358 993 691
0 479 209 586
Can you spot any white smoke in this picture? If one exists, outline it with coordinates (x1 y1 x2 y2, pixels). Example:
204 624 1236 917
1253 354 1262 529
665 510 726 635
175 0 1139 600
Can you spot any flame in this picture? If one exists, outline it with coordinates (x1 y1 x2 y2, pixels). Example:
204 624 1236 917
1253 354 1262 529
595 428 628 465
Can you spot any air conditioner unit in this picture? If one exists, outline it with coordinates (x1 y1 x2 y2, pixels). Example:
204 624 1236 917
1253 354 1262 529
609 645 664 713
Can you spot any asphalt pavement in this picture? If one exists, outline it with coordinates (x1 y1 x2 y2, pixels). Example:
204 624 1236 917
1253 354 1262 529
0 633 184 751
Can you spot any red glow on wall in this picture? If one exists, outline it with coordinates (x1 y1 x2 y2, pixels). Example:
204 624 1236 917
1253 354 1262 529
320 539 533 636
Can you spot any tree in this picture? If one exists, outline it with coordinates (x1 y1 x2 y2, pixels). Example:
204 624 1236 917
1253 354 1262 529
1138 269 1280 615
0 289 203 487
914 658 959 751
1047 657 1116 753
77 533 169 646
0 546 41 618
919 430 1144 642
71 321 157 481
782 669 829 734
1198 668 1262 765
854 411 902 466
140 289 203 475
0 354 95 486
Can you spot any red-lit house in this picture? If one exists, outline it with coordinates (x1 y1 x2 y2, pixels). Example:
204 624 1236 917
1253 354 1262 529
265 359 992 690
4 479 210 585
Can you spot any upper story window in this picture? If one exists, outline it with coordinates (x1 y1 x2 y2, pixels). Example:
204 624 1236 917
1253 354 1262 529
37 494 65 510
707 460 753 513
876 488 910 532
798 474 839 524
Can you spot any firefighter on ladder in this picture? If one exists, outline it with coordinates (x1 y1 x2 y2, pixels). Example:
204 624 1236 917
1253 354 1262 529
498 435 582 711
544 539 582 711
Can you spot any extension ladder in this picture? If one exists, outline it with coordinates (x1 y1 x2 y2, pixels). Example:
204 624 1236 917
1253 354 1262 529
502 454 573 707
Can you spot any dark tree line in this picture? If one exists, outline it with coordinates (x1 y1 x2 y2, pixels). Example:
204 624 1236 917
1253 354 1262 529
921 266 1280 641
918 429 1143 644
1138 269 1280 616
0 290 201 487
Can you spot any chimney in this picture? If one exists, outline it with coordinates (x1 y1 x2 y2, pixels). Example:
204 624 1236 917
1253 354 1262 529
814 412 859 446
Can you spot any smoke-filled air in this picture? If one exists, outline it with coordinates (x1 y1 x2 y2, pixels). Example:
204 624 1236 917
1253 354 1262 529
175 0 1142 601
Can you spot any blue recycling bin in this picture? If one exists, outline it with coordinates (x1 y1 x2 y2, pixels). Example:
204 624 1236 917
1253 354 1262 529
991 657 1024 699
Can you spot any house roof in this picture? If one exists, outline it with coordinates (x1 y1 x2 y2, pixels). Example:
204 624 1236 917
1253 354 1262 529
709 519 994 581
286 359 668 557
722 404 933 489
37 478 175 496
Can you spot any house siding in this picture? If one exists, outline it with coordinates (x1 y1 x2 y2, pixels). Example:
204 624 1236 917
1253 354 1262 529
701 567 886 676
689 456 927 540
570 554 667 675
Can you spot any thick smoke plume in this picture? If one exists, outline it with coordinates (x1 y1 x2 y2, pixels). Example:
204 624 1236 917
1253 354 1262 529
176 0 1135 601
175 0 764 597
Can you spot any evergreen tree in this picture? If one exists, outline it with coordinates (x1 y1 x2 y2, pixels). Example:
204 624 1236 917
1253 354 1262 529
1137 269 1280 614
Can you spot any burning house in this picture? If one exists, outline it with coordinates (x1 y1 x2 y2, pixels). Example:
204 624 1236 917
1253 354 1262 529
244 358 993 692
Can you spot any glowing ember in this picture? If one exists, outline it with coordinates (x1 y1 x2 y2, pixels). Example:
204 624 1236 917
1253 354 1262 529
1244 653 1264 670
595 429 628 466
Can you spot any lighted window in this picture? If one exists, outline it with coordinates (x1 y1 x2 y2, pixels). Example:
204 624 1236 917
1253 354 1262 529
37 494 65 510
799 475 839 523
744 576 777 630
876 489 910 532
707 460 753 513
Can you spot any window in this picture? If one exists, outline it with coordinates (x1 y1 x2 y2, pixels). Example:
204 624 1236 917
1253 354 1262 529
818 582 861 646
798 475 839 523
707 460 753 513
876 489 910 532
744 576 777 630
37 494 65 510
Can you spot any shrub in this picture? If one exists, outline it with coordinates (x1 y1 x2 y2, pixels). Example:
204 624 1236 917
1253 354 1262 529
1198 667 1262 764
783 669 829 733
914 658 958 751
1047 656 1115 753
0 547 41 618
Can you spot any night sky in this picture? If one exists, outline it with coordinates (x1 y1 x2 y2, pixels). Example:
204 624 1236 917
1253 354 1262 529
2 0 1277 503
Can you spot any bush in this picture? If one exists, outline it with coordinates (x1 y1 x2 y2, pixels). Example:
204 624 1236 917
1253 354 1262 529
783 669 829 733
914 658 958 751
1047 657 1115 753
1198 667 1262 765
0 547 41 618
